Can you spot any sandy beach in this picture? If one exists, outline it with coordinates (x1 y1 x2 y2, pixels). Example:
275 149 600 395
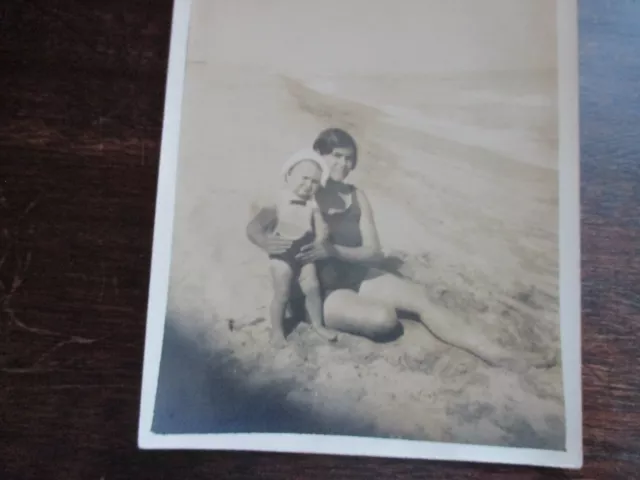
151 61 564 449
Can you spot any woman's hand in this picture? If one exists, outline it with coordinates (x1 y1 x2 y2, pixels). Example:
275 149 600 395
263 234 294 255
295 240 333 263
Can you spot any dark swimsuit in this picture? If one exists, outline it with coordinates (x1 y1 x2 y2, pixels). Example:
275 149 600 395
316 185 371 292
268 230 315 267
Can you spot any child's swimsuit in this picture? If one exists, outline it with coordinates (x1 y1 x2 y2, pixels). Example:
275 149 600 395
268 191 318 268
269 231 315 266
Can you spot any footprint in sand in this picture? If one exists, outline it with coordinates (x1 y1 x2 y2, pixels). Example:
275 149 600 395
400 347 442 374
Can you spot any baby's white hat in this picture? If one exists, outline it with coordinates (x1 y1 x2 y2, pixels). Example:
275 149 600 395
281 148 329 186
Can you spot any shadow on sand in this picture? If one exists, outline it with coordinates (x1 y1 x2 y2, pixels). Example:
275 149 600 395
151 318 378 436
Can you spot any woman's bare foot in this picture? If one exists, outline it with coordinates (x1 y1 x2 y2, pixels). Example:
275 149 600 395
270 329 287 349
313 326 338 343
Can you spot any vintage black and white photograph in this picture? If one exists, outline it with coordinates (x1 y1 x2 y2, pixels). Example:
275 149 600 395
139 0 581 467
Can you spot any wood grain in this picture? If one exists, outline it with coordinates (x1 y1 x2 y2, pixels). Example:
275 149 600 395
1 0 638 478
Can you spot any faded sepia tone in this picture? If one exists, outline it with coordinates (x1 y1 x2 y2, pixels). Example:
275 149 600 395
153 0 564 449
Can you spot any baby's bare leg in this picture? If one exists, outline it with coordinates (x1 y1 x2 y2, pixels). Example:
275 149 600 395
299 262 337 343
269 258 294 348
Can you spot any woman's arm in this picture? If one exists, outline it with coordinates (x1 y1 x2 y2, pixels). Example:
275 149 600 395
330 189 383 263
246 204 292 255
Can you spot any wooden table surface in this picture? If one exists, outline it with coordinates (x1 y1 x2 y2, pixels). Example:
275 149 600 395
1 1 639 478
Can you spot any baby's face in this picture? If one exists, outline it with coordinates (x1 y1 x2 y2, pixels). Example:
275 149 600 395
287 160 323 200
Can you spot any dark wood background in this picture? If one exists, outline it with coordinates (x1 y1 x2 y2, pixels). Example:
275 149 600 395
1 0 638 478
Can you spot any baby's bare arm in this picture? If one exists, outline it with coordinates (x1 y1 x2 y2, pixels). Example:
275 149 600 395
247 204 293 255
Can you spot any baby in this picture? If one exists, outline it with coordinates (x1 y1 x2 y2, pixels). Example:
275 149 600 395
268 149 338 347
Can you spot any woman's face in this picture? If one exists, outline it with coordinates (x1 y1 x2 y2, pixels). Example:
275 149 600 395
323 147 356 182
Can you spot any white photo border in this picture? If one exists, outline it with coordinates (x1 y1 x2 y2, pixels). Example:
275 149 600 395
137 0 582 469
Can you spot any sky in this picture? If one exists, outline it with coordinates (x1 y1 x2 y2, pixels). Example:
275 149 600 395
187 0 558 76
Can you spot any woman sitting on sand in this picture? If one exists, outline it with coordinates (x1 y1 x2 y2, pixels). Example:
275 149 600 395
247 128 553 371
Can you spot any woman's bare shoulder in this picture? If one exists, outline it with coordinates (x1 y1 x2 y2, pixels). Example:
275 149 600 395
351 184 365 195
345 183 366 196
351 185 373 207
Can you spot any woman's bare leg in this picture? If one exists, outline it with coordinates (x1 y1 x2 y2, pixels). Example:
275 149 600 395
358 271 553 369
323 288 398 340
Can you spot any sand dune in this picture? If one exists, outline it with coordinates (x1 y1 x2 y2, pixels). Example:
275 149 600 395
156 63 564 449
